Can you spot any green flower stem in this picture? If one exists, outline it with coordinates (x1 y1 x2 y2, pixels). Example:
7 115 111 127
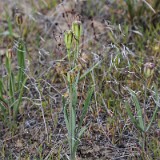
75 41 79 60
69 83 73 159
67 49 71 65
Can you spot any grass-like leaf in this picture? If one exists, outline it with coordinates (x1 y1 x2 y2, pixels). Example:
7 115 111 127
17 40 26 90
146 84 159 132
128 88 145 131
0 79 3 97
79 61 101 81
63 96 69 131
77 86 94 134
125 101 144 132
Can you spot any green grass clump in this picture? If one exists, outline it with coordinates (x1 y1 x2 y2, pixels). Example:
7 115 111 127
0 1 159 159
0 42 27 125
0 13 27 127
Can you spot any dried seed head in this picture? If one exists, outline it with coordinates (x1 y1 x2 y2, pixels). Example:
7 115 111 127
72 21 82 42
64 30 73 50
15 13 23 25
144 62 155 78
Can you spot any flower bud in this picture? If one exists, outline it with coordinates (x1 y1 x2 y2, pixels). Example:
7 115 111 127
6 49 13 59
144 62 155 78
64 30 73 50
72 21 82 42
15 13 23 25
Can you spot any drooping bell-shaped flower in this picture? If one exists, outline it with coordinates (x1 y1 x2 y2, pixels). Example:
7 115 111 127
64 30 74 50
72 21 82 42
144 62 155 78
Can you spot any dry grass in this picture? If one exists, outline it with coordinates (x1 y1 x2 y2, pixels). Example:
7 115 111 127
0 0 160 159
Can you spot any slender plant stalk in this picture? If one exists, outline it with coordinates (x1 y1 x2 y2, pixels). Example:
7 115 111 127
126 83 159 157
63 21 95 160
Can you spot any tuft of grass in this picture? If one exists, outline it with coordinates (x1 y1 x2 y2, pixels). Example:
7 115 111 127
0 1 159 159
0 13 27 125
125 83 159 158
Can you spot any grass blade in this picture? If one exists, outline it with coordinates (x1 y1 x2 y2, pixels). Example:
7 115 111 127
125 101 144 132
128 88 145 131
79 61 100 81
17 40 26 90
146 84 159 131
13 77 27 119
77 86 94 133
0 79 3 97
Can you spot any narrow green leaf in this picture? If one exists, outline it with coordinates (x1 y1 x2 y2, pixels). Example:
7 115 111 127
128 88 144 131
75 71 80 86
73 126 87 156
64 105 69 132
0 97 8 113
72 83 78 108
146 84 159 131
77 86 94 133
78 126 87 138
17 40 26 90
71 106 76 149
79 61 101 81
14 77 27 119
10 73 15 104
125 102 137 124
0 79 3 97
146 105 159 132
5 53 15 107
125 101 144 132
63 96 69 131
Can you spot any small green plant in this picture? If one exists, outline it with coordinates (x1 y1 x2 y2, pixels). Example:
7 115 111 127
63 21 96 160
125 83 159 156
0 13 27 124
124 0 155 24
124 0 139 23
0 42 27 123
